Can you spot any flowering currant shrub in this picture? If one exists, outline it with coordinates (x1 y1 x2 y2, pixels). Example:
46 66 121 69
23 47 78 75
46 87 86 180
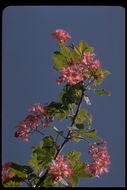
2 29 111 187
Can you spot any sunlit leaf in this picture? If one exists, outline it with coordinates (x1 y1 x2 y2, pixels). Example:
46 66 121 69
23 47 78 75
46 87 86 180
94 89 111 96
56 112 67 120
79 129 101 140
93 77 104 86
3 180 22 187
79 40 88 54
28 136 57 174
102 69 111 77
53 53 68 71
59 43 71 61
75 109 86 124
69 131 82 142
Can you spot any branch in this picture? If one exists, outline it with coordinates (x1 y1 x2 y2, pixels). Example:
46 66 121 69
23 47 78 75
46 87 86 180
35 80 94 187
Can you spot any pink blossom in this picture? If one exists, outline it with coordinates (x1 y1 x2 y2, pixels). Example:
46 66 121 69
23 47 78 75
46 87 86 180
57 62 83 85
52 29 71 43
57 52 101 86
2 163 15 183
2 163 11 172
82 52 100 70
15 103 54 142
15 115 38 142
48 155 73 182
2 171 15 182
90 60 100 69
29 103 47 118
85 140 111 177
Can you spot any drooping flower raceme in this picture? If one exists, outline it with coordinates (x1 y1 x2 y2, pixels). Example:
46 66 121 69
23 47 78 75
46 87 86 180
2 162 15 182
48 155 73 182
15 103 54 142
52 29 71 43
85 140 111 177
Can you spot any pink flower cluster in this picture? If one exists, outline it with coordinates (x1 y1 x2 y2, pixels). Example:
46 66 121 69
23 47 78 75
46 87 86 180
52 29 71 43
57 62 84 85
82 52 100 70
2 162 15 182
85 140 111 177
57 52 101 86
15 103 54 142
48 155 73 182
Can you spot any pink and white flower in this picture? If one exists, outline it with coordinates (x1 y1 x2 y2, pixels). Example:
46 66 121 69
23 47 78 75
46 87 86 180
57 62 83 85
15 103 54 142
2 162 15 182
48 155 73 182
82 52 100 70
52 29 71 43
85 140 111 177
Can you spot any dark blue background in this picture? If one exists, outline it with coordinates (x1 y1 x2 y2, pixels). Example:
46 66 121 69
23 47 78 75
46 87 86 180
2 6 125 187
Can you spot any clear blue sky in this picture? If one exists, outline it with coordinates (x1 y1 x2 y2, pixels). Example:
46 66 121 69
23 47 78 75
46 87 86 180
2 6 125 187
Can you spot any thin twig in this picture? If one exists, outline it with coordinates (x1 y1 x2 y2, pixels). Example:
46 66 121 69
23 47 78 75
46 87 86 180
35 129 44 136
52 127 66 139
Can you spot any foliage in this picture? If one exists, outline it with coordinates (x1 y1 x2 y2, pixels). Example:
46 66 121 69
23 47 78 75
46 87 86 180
2 29 111 188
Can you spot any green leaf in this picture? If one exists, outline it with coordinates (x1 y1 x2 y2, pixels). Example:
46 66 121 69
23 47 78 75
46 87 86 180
85 112 92 129
3 180 22 187
58 84 83 110
10 163 28 178
75 109 92 129
79 40 88 54
70 174 79 186
93 69 111 86
47 102 68 120
102 69 111 77
85 46 94 53
53 53 68 71
66 151 93 186
94 89 111 96
73 47 81 57
79 129 101 140
43 175 56 187
79 40 94 54
59 43 71 60
28 136 57 174
75 162 93 178
76 123 84 129
56 112 67 120
66 151 81 162
93 77 104 86
67 103 76 110
69 131 82 142
3 164 33 187
70 162 93 186
66 152 81 170
27 153 42 174
75 109 86 124
47 101 66 114
68 125 79 131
